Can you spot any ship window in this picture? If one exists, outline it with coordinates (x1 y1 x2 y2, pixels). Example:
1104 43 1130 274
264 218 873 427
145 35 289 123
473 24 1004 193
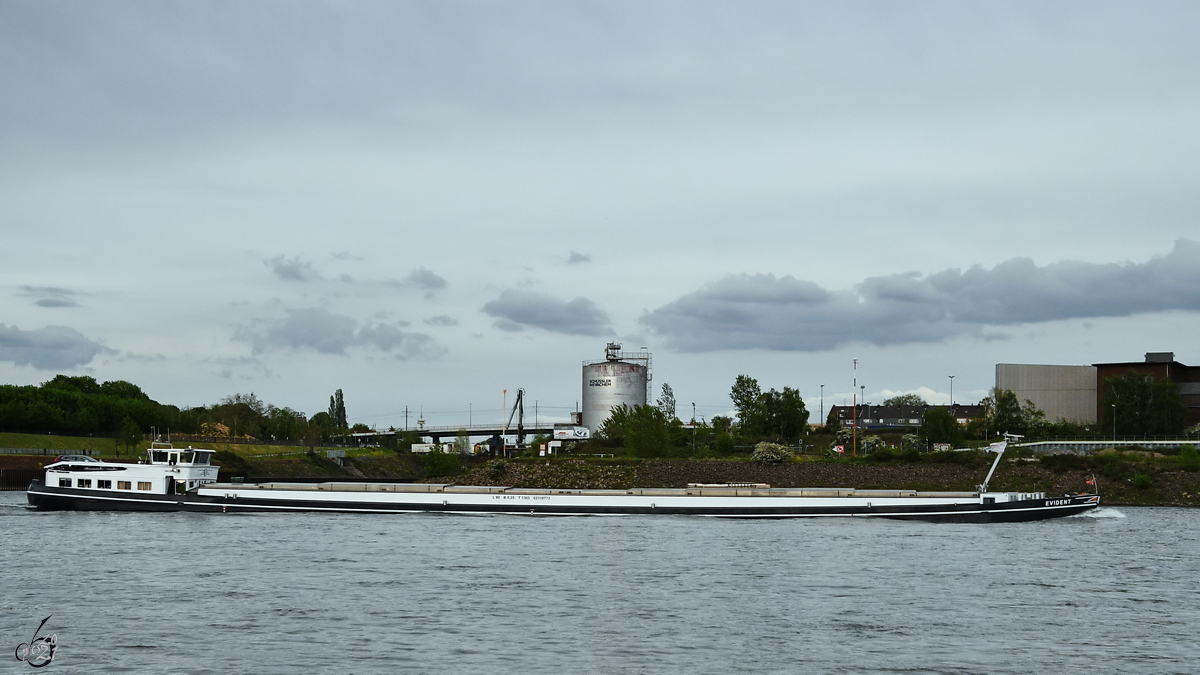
180 452 194 464
137 481 152 491
194 452 211 465
59 478 71 487
151 451 169 463
118 481 132 490
77 479 92 488
97 480 112 489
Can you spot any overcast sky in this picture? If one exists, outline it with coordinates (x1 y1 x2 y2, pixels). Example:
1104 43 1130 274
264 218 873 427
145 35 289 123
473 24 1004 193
3 1 1200 429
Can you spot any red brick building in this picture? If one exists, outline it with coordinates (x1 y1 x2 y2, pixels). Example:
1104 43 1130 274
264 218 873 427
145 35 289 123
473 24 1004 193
1093 352 1200 427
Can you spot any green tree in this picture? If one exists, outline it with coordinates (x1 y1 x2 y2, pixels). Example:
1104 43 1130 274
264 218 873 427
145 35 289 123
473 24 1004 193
119 417 142 457
760 386 809 443
1021 399 1046 435
454 428 471 455
730 376 809 443
602 404 672 457
656 383 677 420
265 407 305 441
883 393 927 407
922 407 961 445
980 388 1024 435
307 411 335 444
328 389 348 429
730 375 765 436
423 446 461 478
1101 373 1186 435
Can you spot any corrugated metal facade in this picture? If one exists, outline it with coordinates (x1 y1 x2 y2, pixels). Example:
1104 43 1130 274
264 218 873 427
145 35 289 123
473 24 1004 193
995 364 1097 424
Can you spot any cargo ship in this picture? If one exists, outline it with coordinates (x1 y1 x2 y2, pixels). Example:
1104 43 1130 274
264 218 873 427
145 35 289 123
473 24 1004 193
26 440 1099 522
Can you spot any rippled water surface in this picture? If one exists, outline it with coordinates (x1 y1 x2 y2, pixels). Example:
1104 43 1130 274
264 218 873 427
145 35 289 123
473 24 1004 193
1 491 1196 674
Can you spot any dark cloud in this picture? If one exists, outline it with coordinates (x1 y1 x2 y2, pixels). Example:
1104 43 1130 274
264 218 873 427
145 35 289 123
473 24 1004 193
266 256 322 282
357 324 445 360
567 251 592 264
482 289 612 336
643 239 1200 352
404 268 447 291
234 308 443 359
20 285 80 308
424 315 459 326
236 308 355 354
35 298 78 308
0 323 113 369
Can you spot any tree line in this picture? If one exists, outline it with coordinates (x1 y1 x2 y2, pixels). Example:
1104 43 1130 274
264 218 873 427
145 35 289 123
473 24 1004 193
591 369 1195 459
593 374 811 458
0 376 365 446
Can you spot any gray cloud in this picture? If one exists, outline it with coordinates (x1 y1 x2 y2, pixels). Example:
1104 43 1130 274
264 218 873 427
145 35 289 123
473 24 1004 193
0 323 113 369
234 308 443 359
482 289 612 336
20 285 81 308
643 239 1200 352
357 324 445 360
424 315 459 326
266 256 322 282
567 251 592 265
404 268 447 291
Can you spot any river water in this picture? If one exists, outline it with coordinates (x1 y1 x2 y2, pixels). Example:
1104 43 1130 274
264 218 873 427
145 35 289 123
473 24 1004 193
1 491 1196 674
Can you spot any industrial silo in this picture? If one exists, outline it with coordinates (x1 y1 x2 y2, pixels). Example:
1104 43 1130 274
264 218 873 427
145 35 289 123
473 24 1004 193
582 342 651 433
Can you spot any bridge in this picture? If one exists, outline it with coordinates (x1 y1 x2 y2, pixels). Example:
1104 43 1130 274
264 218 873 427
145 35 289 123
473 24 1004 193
350 424 561 444
1013 438 1198 454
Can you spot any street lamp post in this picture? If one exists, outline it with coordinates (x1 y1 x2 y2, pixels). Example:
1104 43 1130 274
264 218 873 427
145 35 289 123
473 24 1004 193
1111 404 1117 441
852 360 858 457
949 375 955 407
820 384 824 427
692 402 697 454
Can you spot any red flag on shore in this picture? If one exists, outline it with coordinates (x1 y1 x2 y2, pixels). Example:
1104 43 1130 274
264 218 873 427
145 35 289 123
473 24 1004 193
1086 477 1095 486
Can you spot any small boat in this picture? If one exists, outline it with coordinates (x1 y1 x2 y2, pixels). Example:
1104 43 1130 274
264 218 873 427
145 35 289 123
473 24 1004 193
26 440 1099 522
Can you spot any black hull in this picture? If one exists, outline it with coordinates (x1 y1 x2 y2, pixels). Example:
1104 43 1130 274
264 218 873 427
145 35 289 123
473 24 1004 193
26 484 1100 522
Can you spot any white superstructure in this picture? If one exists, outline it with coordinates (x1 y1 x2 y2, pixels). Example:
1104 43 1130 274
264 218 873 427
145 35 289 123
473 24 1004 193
43 443 220 495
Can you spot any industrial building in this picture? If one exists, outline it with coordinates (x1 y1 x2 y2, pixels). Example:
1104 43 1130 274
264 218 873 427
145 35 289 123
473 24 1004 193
995 364 1098 424
581 343 651 433
997 352 1200 427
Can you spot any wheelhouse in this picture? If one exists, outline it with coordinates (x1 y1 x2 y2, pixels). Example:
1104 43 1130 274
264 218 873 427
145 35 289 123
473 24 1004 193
44 443 220 495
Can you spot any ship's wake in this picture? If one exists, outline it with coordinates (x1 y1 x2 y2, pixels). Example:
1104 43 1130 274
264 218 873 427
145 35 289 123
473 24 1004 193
1073 507 1126 519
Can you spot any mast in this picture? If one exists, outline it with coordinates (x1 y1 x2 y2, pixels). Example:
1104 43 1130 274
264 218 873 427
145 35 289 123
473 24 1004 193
978 434 1018 493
